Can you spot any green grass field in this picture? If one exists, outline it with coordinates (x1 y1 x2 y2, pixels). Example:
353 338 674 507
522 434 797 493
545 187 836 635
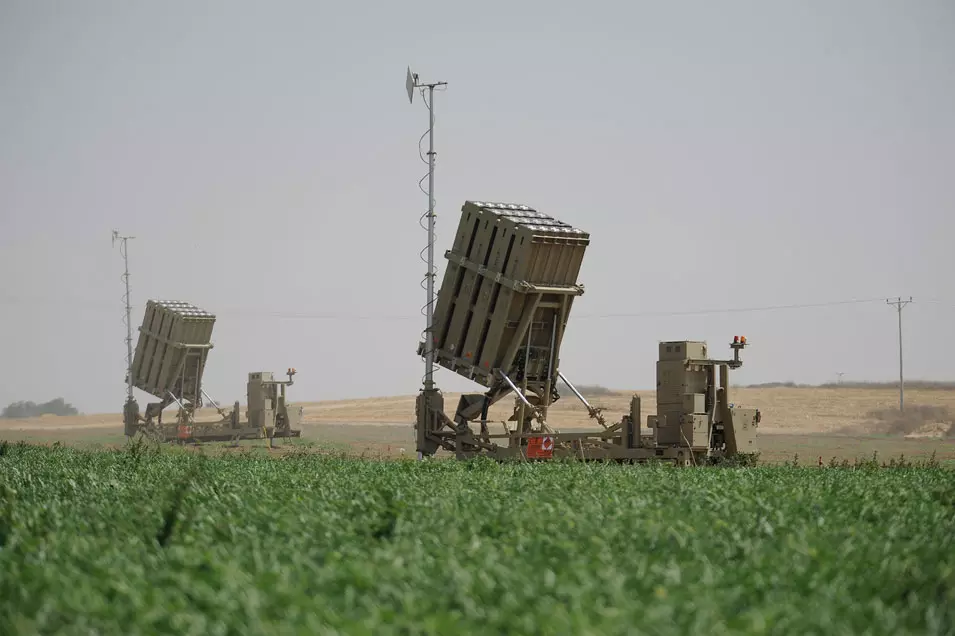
1 442 954 634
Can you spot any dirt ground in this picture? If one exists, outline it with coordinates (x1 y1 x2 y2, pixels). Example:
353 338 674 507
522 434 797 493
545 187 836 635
2 387 954 465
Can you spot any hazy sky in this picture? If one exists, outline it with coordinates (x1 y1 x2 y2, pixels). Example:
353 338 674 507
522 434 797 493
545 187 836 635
1 0 953 414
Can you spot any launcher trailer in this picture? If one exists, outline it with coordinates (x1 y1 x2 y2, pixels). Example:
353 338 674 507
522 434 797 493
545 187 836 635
415 200 760 465
122 300 302 443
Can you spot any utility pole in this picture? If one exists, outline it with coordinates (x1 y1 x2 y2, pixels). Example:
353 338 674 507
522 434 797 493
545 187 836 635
112 230 136 405
886 296 913 411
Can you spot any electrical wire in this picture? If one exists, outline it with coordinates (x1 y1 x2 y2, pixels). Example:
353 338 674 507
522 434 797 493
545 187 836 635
919 298 955 308
3 295 953 322
570 297 890 320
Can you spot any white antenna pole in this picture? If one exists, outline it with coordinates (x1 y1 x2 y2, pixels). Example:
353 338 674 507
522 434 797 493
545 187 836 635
113 230 136 404
886 296 913 411
407 67 447 392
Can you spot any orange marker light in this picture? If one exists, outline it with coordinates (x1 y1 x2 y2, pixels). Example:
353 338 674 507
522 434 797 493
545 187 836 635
740 336 747 344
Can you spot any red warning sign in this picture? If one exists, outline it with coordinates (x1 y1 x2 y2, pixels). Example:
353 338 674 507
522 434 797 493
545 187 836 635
527 435 554 458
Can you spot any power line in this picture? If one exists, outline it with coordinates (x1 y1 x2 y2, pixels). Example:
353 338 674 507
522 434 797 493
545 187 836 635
570 297 888 319
919 298 955 308
0 294 949 322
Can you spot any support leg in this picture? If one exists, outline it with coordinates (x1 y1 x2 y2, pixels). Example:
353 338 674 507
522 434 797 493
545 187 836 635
415 388 445 457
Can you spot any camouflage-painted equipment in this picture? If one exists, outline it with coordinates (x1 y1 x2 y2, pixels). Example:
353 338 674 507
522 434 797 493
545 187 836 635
649 339 758 455
422 200 589 389
130 300 215 410
123 299 301 444
415 201 760 464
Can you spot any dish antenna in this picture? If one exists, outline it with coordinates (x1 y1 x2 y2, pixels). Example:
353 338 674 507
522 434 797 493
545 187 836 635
406 67 447 394
406 67 417 104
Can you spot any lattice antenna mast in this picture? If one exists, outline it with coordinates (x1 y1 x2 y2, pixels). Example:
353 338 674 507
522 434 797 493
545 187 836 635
112 230 136 404
406 67 447 391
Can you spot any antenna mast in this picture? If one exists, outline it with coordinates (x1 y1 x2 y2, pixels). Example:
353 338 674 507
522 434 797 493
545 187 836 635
112 230 136 404
406 67 447 392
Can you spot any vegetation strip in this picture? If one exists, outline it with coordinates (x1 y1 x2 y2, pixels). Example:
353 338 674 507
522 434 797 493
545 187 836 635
0 442 953 634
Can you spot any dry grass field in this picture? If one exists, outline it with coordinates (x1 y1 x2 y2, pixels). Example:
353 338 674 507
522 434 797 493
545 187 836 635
2 386 954 465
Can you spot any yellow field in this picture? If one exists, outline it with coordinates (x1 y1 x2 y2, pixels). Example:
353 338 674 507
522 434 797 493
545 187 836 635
2 387 954 464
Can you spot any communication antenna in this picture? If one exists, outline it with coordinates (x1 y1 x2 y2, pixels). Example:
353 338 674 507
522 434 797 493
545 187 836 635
886 296 913 411
112 230 136 405
406 66 447 392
